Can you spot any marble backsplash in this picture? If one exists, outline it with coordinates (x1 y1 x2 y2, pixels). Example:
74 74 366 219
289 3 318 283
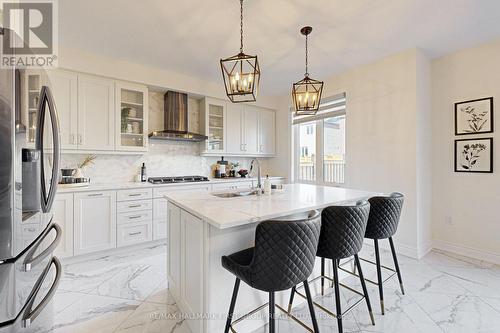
60 143 267 183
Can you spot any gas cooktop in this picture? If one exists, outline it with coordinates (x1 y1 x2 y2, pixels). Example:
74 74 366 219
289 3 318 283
147 176 209 184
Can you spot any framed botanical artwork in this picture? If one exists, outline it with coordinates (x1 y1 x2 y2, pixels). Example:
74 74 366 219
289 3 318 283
454 138 493 173
455 97 493 135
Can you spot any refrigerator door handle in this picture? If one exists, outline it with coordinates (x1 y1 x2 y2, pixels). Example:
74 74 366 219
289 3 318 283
23 223 61 271
22 256 62 328
36 85 61 213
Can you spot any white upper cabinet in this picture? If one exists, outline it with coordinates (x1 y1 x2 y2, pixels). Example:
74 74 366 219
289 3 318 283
47 70 78 149
225 103 243 154
242 106 259 154
115 81 149 152
201 98 276 157
201 97 226 154
258 108 276 155
77 75 115 151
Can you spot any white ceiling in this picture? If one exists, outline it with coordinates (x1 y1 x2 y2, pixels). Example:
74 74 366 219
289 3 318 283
60 0 500 96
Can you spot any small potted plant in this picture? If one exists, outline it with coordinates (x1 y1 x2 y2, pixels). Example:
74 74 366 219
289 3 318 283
74 155 96 179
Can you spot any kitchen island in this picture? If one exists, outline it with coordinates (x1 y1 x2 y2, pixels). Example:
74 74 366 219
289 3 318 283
165 183 377 333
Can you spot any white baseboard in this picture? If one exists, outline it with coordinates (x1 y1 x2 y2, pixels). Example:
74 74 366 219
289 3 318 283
432 239 500 266
363 239 420 259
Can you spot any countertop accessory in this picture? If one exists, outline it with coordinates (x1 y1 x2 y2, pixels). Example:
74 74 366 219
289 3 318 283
238 169 248 178
60 168 75 177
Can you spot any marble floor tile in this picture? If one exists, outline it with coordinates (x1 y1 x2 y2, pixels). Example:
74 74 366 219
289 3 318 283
410 292 500 333
91 263 165 302
24 243 500 333
114 301 191 333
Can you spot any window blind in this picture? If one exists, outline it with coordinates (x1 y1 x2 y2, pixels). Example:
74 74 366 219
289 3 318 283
292 92 346 125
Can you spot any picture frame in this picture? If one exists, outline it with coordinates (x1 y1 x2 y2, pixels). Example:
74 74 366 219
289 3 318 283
454 137 493 173
455 97 493 135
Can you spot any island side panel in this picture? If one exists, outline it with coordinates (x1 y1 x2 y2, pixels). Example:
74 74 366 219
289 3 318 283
167 202 206 333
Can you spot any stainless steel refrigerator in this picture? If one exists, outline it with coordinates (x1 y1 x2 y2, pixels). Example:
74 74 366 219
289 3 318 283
0 28 62 332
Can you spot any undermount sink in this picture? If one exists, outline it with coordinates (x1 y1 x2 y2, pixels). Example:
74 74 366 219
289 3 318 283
212 189 262 198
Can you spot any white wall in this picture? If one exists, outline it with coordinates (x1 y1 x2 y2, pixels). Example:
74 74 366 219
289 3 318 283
431 39 500 263
270 49 433 258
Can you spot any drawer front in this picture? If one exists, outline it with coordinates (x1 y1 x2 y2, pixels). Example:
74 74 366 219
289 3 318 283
153 219 167 240
153 184 210 198
212 181 253 191
117 200 152 213
117 188 152 202
117 210 153 225
117 221 152 247
153 198 168 219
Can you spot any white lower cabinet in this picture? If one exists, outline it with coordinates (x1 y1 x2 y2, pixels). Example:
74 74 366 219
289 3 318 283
153 198 168 240
74 190 117 255
53 193 74 258
117 220 152 247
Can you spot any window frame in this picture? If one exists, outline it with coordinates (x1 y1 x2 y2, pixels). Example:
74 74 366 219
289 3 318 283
293 94 346 187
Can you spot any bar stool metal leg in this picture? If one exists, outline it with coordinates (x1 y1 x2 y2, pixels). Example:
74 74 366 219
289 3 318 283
332 259 343 333
225 278 241 333
321 257 325 296
269 292 276 333
303 280 320 333
374 239 384 315
389 237 405 295
354 254 375 325
288 286 296 313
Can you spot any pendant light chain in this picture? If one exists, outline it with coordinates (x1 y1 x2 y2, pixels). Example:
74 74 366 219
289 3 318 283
240 0 244 53
305 33 309 77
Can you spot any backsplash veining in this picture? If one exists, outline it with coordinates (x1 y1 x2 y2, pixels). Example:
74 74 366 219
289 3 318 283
60 91 268 183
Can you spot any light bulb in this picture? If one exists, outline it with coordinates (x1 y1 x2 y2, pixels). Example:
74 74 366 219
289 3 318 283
235 72 240 81
248 74 253 82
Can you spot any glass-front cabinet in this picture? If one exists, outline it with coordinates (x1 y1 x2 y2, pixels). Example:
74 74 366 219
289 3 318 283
21 70 43 145
201 97 226 154
115 82 148 151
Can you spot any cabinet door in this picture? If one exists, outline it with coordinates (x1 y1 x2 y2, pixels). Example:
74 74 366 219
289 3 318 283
153 198 167 240
77 75 115 150
181 209 204 333
115 81 149 152
243 106 259 154
167 203 182 300
47 70 78 149
203 98 226 153
52 193 74 258
74 191 117 255
258 109 276 155
225 103 243 154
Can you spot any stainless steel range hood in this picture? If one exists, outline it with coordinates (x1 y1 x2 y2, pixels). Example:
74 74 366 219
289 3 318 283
148 91 208 142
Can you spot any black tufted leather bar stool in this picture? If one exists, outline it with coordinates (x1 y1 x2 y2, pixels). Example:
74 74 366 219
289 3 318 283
363 192 405 315
222 210 322 333
288 201 375 333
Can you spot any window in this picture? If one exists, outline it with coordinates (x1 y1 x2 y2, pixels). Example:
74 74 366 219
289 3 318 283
298 122 316 181
294 93 346 185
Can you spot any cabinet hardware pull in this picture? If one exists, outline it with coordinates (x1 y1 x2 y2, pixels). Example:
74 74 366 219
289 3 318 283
78 134 83 145
71 134 75 145
128 231 142 236
128 204 141 208
129 215 142 219
88 193 103 197
26 228 36 232
128 193 142 197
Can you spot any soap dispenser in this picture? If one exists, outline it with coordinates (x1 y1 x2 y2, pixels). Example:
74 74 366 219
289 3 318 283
264 175 271 195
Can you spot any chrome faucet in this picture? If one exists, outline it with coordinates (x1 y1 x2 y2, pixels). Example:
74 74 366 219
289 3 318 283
250 158 262 195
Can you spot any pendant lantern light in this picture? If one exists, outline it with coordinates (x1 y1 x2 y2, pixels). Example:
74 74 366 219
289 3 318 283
292 26 324 115
220 0 260 103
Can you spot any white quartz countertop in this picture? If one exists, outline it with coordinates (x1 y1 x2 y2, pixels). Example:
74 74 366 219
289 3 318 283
164 183 378 229
56 176 284 193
